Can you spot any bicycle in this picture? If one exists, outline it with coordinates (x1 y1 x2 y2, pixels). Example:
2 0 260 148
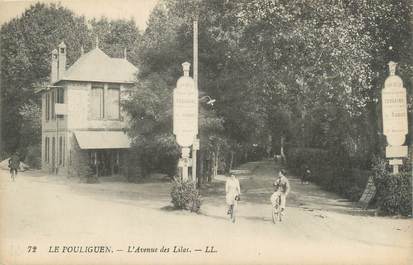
228 195 240 223
271 191 282 223
10 168 17 182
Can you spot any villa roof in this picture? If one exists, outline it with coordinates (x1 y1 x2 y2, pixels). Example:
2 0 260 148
55 47 138 84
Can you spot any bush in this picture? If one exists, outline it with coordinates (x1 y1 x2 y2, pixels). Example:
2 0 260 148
24 144 41 169
68 138 94 178
124 135 179 180
122 148 145 182
373 157 412 216
171 177 201 212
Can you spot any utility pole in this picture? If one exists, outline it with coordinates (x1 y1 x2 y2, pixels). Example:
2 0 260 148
192 19 199 185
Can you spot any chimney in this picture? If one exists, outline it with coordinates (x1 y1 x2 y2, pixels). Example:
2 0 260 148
58 41 67 80
51 49 58 83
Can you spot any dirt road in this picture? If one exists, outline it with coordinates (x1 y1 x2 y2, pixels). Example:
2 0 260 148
0 161 411 265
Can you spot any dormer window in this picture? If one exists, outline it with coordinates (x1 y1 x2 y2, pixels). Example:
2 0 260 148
60 48 65 53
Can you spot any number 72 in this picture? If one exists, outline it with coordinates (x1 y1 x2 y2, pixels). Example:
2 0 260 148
27 246 37 253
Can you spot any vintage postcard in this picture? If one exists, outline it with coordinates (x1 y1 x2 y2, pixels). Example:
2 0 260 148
0 0 412 265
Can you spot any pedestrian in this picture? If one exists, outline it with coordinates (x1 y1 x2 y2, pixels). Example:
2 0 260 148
301 165 311 184
8 152 21 181
225 173 241 216
303 167 311 184
273 169 290 213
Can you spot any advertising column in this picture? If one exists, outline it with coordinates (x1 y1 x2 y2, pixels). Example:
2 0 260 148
173 62 198 180
382 61 408 173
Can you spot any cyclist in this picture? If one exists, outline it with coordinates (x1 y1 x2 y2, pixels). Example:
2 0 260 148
8 152 20 181
273 169 290 214
225 173 241 217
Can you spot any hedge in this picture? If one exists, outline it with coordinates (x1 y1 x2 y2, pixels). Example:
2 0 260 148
286 147 369 202
372 157 412 216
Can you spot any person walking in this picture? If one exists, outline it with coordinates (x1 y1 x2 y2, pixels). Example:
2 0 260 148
273 169 290 213
8 152 21 181
301 165 311 184
225 173 241 219
303 167 311 184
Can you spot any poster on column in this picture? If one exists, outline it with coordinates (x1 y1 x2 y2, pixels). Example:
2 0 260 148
173 63 198 147
382 62 408 151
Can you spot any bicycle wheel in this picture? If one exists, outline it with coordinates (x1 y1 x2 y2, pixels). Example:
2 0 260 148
272 207 277 224
230 204 236 223
277 197 282 222
272 197 282 223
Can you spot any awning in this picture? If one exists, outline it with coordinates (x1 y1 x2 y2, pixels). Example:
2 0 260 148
74 131 131 149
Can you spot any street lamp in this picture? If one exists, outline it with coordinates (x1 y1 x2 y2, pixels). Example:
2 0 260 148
200 95 216 106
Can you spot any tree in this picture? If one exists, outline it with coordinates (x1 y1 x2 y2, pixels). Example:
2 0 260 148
18 101 41 152
88 17 141 66
1 3 90 155
122 72 180 178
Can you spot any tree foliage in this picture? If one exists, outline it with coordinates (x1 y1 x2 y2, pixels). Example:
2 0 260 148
128 0 412 180
122 72 181 177
89 17 141 66
1 3 90 154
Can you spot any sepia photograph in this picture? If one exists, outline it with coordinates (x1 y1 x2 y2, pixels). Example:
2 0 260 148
0 0 412 264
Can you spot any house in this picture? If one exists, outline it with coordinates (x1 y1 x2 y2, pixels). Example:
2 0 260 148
40 41 137 176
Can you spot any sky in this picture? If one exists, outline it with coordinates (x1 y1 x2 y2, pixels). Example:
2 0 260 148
0 0 159 30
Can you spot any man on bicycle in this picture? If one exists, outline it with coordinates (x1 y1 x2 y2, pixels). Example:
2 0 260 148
273 169 290 213
8 152 21 181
